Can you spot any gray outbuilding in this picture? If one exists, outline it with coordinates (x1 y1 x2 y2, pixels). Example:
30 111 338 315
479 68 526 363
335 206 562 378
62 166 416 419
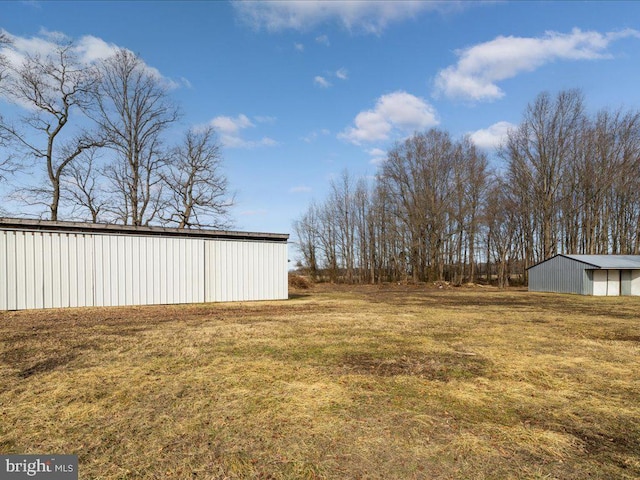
528 254 640 296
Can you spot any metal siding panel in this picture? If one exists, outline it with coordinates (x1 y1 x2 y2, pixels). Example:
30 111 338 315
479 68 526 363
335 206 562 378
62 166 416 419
50 234 62 308
228 241 235 301
24 232 36 309
117 236 127 305
6 231 16 310
216 241 224 301
15 231 27 310
631 270 640 295
239 242 246 301
85 235 95 307
43 233 53 308
242 241 249 301
183 239 191 303
102 236 113 306
106 236 117 306
75 235 86 307
150 237 158 304
0 227 288 309
32 232 44 308
150 237 159 304
268 243 275 300
96 235 106 306
212 240 219 302
231 241 238 301
168 238 176 304
200 240 206 302
280 243 288 299
130 236 139 305
273 244 284 299
68 234 78 308
621 270 632 296
223 241 231 302
529 255 588 294
173 238 182 303
256 242 264 300
204 240 212 302
224 241 231 301
94 235 105 306
159 238 167 304
0 231 6 310
178 238 186 303
222 241 230 302
195 239 205 303
137 236 147 305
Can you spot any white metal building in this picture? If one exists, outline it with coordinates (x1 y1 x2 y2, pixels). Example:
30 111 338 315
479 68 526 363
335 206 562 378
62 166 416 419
528 254 640 296
0 218 289 310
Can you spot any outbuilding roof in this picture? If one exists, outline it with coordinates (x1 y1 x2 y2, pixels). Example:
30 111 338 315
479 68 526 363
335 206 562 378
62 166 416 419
529 254 640 270
0 217 289 242
563 254 640 269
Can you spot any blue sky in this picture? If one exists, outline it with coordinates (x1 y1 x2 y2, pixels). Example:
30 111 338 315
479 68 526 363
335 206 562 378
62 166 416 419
1 1 640 236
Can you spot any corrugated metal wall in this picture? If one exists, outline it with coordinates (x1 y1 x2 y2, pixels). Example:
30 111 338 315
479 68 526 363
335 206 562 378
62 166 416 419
0 229 288 310
528 255 591 294
632 270 640 295
623 270 640 296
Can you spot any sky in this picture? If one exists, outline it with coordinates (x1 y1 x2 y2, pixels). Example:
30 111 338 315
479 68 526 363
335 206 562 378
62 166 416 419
1 0 640 239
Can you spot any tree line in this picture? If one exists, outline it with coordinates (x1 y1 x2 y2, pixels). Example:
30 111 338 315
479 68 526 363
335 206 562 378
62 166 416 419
294 89 640 286
0 35 233 228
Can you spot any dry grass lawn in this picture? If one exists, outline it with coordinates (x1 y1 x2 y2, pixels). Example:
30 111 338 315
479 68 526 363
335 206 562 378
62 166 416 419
1 284 639 479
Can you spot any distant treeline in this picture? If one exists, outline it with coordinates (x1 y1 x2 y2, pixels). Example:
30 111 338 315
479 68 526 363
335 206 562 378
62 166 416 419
293 90 640 286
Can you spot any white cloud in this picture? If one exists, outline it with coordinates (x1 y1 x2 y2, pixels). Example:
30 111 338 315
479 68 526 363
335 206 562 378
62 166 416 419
233 1 463 34
290 185 312 193
294 42 304 52
316 34 330 46
367 148 387 165
254 115 277 124
302 128 330 143
211 114 254 134
0 29 185 93
209 114 278 149
339 90 439 145
469 121 516 150
73 34 120 63
314 75 331 88
336 68 348 80
434 28 640 102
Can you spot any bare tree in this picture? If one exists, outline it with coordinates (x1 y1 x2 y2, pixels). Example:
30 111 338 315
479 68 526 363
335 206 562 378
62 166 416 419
0 38 102 220
92 49 179 226
501 89 585 263
0 32 15 183
161 126 233 228
293 201 320 281
62 149 108 223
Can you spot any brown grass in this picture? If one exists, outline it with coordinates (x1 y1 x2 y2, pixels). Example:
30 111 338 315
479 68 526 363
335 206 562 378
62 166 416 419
1 285 639 479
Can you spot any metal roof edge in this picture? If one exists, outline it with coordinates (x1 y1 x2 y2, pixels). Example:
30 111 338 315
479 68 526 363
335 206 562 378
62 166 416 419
526 253 601 270
0 217 289 242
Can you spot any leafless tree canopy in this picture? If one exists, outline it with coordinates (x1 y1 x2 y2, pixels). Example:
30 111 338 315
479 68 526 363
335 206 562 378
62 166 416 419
162 126 234 229
294 90 640 286
1 43 234 228
91 49 179 226
0 37 103 220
